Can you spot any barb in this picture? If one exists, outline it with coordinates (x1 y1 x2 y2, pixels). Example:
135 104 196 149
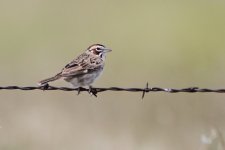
1 83 225 98
142 82 149 99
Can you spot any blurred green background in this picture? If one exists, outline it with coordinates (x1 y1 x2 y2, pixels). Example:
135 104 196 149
1 0 225 149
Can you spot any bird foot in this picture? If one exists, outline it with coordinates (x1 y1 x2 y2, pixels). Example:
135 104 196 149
88 86 97 97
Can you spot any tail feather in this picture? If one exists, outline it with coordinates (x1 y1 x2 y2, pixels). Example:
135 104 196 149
38 73 62 86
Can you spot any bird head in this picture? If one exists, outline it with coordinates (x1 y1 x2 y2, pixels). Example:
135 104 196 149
87 44 112 59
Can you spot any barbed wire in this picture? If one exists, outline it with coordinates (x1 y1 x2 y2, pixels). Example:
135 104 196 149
1 83 225 98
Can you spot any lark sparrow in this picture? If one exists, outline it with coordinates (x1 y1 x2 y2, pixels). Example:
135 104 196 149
38 44 112 88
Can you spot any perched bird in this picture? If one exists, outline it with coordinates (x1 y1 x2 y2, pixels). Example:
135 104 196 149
38 44 112 88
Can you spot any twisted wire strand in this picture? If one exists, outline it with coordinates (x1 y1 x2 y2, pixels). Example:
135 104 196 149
1 83 225 98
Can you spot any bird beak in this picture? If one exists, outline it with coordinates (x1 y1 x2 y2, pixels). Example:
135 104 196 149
103 48 112 53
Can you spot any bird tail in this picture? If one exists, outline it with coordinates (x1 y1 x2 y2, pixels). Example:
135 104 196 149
38 73 62 86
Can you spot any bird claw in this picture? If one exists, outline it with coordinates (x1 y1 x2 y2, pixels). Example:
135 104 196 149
88 86 97 97
76 87 97 97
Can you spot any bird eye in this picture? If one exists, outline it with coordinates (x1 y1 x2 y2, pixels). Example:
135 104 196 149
96 47 101 51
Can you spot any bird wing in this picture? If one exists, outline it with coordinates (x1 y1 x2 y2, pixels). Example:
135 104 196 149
60 53 103 77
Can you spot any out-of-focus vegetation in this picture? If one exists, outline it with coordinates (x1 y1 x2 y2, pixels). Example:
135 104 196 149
0 0 225 149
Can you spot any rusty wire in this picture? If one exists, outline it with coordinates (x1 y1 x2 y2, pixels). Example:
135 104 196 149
1 83 225 98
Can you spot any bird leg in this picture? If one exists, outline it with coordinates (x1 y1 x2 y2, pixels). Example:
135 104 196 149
77 87 82 95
